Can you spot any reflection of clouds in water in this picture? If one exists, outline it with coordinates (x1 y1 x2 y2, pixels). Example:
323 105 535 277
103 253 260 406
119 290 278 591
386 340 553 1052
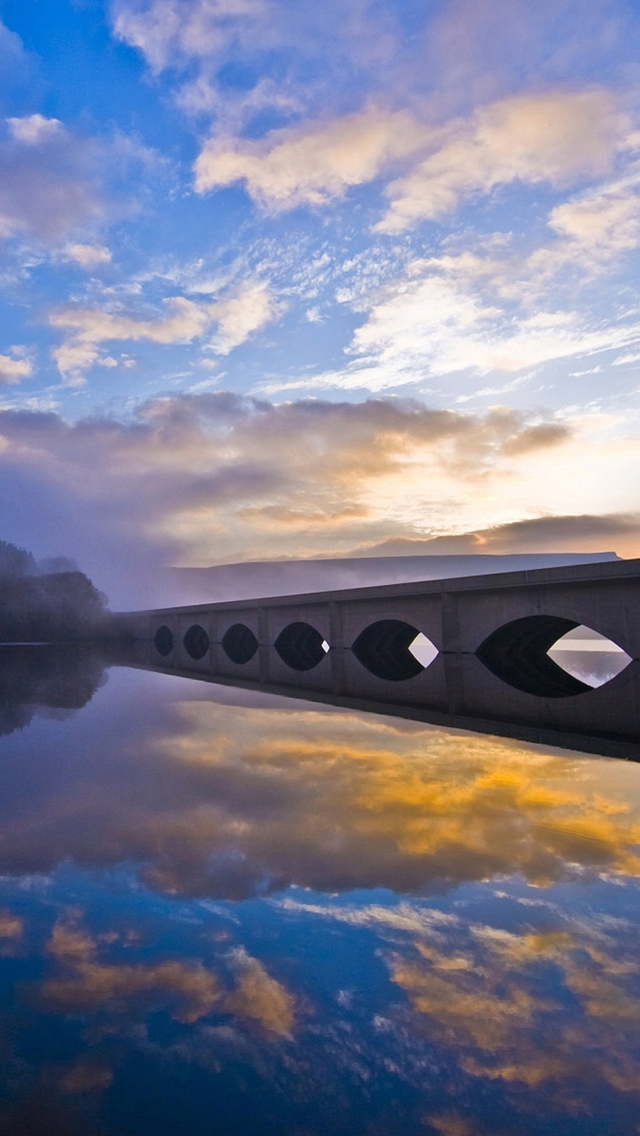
40 914 294 1035
225 947 295 1037
390 919 640 1099
0 908 23 940
1 696 640 898
275 892 640 1109
0 673 638 1133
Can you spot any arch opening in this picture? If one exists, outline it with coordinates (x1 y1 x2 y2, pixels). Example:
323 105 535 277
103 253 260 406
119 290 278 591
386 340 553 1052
352 620 437 681
547 625 632 688
183 624 210 661
274 622 328 671
222 623 259 666
477 615 592 698
154 625 174 657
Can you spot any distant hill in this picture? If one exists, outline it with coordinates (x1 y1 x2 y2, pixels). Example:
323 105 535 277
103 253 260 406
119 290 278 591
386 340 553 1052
165 552 619 604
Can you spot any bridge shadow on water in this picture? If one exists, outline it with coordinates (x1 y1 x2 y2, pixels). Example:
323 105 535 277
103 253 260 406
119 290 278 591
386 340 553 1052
114 636 640 761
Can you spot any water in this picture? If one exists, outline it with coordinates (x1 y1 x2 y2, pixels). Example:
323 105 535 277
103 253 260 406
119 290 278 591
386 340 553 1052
0 654 639 1134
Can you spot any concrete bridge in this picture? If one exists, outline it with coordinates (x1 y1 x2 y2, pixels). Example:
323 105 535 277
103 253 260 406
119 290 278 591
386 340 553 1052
114 557 640 760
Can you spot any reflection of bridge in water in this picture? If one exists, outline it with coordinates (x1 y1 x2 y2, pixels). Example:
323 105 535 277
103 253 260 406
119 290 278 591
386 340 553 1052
114 558 640 761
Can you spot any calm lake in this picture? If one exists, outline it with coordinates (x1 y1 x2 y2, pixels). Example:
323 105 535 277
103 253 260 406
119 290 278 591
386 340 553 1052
0 651 639 1135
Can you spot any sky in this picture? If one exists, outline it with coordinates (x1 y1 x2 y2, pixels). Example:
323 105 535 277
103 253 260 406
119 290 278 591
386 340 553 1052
0 0 639 603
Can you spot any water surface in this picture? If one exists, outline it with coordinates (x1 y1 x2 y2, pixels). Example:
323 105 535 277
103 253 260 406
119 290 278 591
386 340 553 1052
0 655 639 1134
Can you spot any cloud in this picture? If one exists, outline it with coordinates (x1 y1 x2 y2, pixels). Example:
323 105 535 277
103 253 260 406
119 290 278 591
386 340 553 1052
41 914 294 1035
50 282 278 382
549 179 640 253
0 116 104 244
62 243 113 270
0 908 23 939
460 512 640 553
2 692 640 903
420 0 636 112
377 89 631 232
111 0 401 130
194 108 429 208
111 0 268 74
193 88 627 222
207 282 281 353
111 0 637 158
0 19 40 104
6 113 64 145
224 947 295 1036
59 1061 114 1095
0 351 31 385
0 390 636 603
267 243 640 397
524 176 640 281
44 920 222 1023
52 298 213 346
353 511 640 559
388 918 640 1100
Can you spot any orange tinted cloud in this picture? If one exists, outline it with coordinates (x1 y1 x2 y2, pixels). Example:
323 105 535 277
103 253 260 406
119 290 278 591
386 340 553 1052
3 702 640 901
40 916 295 1036
389 923 640 1097
0 908 23 940
224 947 295 1036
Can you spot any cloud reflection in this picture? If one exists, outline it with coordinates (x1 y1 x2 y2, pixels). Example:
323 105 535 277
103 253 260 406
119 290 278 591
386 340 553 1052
40 913 294 1035
390 919 640 1100
1 682 639 899
0 670 639 1132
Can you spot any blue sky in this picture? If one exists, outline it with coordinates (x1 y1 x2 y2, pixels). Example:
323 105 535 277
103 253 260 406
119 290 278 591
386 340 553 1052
0 0 639 601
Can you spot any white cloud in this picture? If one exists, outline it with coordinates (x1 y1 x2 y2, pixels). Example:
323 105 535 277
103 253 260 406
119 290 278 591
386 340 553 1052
51 341 103 387
191 87 635 229
377 89 631 232
549 181 640 251
207 282 281 354
50 284 279 383
423 173 640 299
259 250 640 398
613 351 640 366
50 297 210 385
0 116 103 244
6 114 64 145
62 243 113 269
112 0 266 72
276 898 458 936
52 297 211 346
523 176 640 281
194 108 429 208
0 351 31 385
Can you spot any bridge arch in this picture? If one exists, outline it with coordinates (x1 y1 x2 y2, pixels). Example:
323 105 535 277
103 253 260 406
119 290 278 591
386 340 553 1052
154 625 174 657
351 620 438 682
221 623 259 665
477 615 593 697
274 622 328 671
183 624 210 661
